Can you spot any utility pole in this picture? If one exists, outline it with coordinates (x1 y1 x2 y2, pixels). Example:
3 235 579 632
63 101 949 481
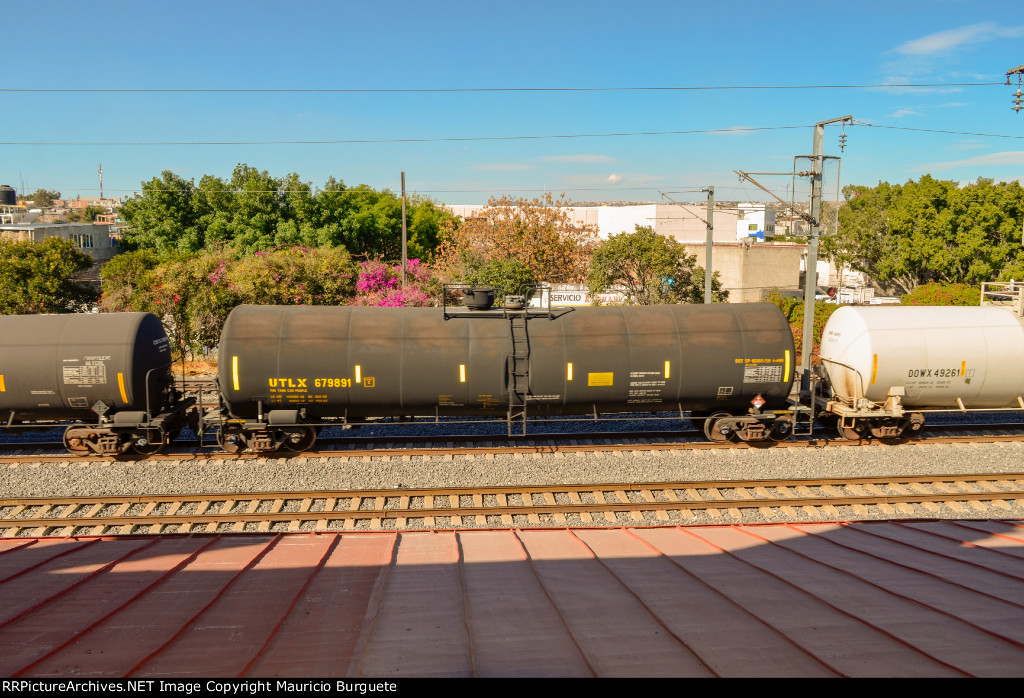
704 187 714 303
659 190 715 303
401 172 407 289
801 116 852 388
98 163 103 201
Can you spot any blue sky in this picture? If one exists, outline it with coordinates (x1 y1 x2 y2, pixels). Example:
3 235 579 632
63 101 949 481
3 0 1022 205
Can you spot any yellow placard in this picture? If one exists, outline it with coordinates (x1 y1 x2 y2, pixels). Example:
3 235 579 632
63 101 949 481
588 372 614 387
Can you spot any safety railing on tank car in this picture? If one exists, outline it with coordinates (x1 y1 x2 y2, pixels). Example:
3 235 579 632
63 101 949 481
442 283 555 320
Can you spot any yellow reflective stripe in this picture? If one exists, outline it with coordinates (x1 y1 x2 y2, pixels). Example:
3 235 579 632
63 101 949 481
232 356 240 391
961 361 966 377
784 351 790 383
567 362 573 381
0 374 5 392
459 364 466 383
117 372 128 403
664 361 671 379
355 365 362 383
870 354 878 385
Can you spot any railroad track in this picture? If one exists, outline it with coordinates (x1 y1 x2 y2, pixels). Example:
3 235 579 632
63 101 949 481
2 422 1024 462
2 474 1022 537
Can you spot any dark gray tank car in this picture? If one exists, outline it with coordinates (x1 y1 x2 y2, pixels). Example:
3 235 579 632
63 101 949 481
0 312 190 455
214 303 796 451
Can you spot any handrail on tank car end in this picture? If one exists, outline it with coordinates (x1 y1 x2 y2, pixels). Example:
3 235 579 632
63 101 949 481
817 356 874 409
143 364 172 423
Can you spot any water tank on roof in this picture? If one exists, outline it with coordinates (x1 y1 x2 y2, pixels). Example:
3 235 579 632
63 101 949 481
0 185 16 206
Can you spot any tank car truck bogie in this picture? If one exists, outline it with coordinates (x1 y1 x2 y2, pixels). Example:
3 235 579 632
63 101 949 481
702 407 795 444
209 409 319 454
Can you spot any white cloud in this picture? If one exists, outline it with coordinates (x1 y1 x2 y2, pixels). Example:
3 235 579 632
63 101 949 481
946 140 986 151
878 23 1024 91
606 174 622 184
896 22 1024 56
889 107 923 118
472 163 530 171
538 154 617 164
916 151 1024 171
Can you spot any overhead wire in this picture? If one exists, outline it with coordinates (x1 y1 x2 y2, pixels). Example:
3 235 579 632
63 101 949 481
0 82 1003 93
0 125 809 146
852 119 1024 140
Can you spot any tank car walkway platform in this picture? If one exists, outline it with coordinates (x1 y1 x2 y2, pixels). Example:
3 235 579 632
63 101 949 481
0 521 1022 678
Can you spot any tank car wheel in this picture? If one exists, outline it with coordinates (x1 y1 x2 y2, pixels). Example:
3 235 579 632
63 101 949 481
217 424 248 453
128 430 166 456
837 420 868 441
703 412 734 443
281 426 317 452
768 418 793 442
62 426 94 457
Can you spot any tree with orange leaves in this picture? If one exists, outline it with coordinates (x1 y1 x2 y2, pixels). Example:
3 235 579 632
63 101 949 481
434 193 598 285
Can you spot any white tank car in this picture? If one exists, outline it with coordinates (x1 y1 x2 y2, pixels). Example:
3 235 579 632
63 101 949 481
819 305 1024 409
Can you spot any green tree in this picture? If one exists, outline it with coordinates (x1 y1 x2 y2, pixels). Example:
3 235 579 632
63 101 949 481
763 289 841 359
119 171 201 253
435 193 598 284
468 257 538 299
99 249 163 313
18 189 61 208
115 165 452 261
0 237 98 314
100 246 359 358
824 176 1024 294
587 225 727 304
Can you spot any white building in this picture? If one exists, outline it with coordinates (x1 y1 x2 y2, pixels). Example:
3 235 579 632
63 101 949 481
0 207 118 262
447 203 742 243
735 203 776 241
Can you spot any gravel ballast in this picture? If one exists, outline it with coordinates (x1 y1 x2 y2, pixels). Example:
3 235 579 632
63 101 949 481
3 441 1023 514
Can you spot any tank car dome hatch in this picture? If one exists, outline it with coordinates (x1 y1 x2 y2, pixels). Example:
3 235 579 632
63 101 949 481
462 287 495 311
818 305 1024 409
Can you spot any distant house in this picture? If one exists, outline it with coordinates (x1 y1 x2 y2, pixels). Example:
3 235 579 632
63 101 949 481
0 207 119 262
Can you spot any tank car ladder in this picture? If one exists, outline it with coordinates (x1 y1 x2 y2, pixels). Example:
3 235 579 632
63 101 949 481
507 313 531 436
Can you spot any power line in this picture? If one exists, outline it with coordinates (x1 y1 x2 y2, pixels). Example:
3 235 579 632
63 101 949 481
0 82 1003 93
0 125 808 146
853 120 1024 140
6 120 1022 148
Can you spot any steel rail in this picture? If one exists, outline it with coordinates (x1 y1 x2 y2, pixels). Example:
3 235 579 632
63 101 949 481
1 475 1021 536
2 427 1024 464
